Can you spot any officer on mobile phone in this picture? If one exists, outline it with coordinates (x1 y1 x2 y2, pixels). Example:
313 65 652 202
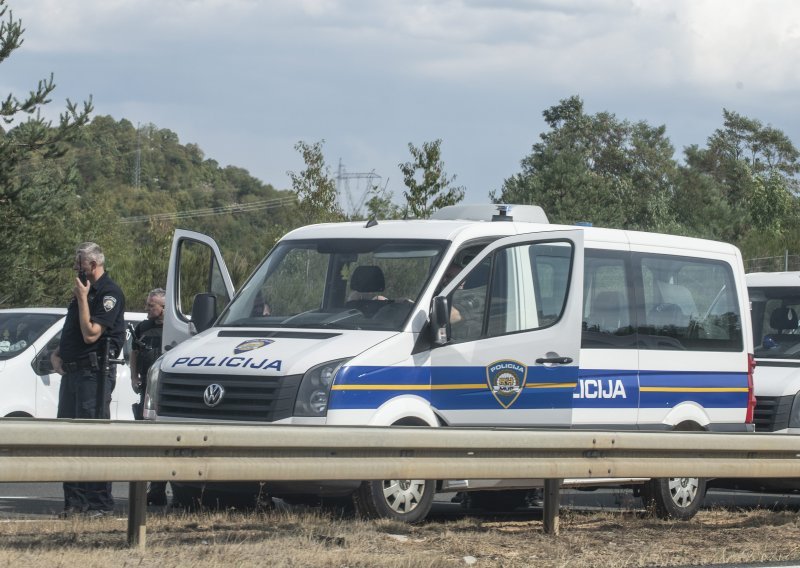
50 242 126 519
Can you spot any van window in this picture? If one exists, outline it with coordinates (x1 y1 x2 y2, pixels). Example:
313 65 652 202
0 312 62 360
219 239 447 331
638 255 742 351
750 286 800 359
582 250 635 348
448 240 574 342
177 239 232 320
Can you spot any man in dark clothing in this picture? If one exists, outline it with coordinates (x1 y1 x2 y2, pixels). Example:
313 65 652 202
50 242 126 518
130 287 168 505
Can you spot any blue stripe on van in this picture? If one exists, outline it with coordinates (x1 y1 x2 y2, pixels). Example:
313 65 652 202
638 369 749 409
330 365 577 411
329 366 749 412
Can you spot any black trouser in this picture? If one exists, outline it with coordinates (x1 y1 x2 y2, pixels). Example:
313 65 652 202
57 367 116 512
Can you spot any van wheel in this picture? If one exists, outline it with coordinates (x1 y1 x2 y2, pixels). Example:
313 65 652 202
642 477 705 520
353 478 435 523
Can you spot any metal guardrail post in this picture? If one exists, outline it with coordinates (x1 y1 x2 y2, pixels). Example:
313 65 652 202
127 481 147 547
543 478 561 535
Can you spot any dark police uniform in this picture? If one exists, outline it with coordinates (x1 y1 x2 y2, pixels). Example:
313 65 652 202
57 271 125 515
131 317 167 504
131 317 162 419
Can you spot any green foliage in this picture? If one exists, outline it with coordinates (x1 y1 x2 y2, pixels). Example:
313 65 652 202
748 170 794 233
287 140 344 225
363 184 403 220
399 139 465 219
494 95 679 231
0 0 95 307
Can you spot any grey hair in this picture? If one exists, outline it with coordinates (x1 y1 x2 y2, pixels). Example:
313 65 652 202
148 288 166 300
75 242 105 266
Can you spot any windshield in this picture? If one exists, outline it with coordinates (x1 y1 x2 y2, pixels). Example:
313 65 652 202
218 239 448 331
751 286 800 359
0 312 62 360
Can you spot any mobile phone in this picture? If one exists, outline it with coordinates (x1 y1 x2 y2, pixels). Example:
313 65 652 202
78 253 88 285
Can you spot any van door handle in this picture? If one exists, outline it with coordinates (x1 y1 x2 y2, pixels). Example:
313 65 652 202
535 356 573 365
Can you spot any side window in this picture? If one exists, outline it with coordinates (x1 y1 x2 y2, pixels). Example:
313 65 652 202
638 254 742 351
177 239 232 320
32 331 61 375
448 240 574 342
581 250 635 349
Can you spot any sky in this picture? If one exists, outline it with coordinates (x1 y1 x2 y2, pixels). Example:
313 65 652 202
2 0 799 214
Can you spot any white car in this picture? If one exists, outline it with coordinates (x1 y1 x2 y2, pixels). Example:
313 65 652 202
0 307 145 420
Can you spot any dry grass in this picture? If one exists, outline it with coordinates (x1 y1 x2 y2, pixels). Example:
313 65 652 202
1 506 799 567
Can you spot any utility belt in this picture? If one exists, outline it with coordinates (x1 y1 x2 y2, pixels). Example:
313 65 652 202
62 353 102 373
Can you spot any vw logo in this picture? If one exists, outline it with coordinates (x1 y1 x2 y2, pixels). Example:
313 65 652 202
203 384 225 408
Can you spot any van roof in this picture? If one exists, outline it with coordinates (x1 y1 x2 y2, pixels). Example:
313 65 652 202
746 271 800 287
281 217 740 258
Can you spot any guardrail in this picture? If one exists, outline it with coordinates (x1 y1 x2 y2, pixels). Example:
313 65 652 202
2 418 800 547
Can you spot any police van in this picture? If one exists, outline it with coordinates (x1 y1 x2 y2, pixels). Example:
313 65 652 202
145 204 755 521
709 271 800 494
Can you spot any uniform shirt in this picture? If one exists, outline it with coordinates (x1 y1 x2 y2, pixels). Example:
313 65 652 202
132 318 163 382
59 272 126 362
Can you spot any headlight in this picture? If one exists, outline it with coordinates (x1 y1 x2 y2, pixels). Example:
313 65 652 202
789 392 800 428
142 354 165 421
293 359 348 417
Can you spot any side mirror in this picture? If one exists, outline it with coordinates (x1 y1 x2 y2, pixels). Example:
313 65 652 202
191 293 217 334
32 351 54 375
430 295 451 346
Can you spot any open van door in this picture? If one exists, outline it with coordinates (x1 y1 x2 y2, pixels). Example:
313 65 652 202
163 229 235 352
430 228 584 428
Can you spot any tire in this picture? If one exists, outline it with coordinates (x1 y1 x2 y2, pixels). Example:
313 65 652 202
642 477 706 520
353 478 435 523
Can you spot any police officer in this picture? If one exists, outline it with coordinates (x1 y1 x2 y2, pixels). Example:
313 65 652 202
50 242 125 519
130 287 168 505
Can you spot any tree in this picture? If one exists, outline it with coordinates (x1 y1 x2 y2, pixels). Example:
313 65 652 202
0 0 94 307
681 109 800 243
287 140 343 224
493 95 679 232
399 139 465 219
363 183 402 220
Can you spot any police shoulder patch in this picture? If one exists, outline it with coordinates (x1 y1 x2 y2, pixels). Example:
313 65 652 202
103 296 117 312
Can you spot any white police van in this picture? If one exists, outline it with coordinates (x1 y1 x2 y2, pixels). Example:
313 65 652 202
145 204 754 521
709 271 800 494
0 307 144 419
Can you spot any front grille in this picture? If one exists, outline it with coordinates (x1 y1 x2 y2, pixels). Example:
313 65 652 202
157 372 302 421
752 395 793 432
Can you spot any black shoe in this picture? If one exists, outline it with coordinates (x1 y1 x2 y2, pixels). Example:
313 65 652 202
85 509 113 519
147 492 168 506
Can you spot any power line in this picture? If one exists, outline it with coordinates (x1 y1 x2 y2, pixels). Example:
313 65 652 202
120 196 296 224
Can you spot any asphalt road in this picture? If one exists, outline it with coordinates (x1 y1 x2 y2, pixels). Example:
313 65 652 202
2 482 800 520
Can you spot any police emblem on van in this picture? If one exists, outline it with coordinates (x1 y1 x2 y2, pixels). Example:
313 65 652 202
203 384 225 407
234 339 274 354
486 360 527 408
